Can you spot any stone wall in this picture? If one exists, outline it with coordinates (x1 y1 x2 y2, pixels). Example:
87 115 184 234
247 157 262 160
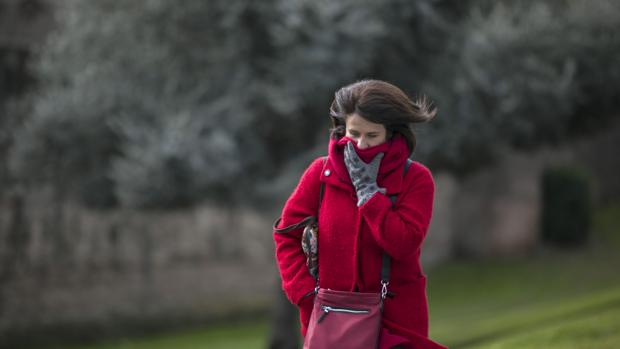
0 195 280 347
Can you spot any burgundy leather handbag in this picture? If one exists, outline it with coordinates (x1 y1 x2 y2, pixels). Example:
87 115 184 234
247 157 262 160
303 287 385 349
302 250 393 349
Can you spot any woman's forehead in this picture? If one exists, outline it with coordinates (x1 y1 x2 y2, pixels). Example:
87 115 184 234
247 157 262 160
346 113 384 131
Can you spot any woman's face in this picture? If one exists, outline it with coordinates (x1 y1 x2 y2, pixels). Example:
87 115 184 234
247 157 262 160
345 113 387 149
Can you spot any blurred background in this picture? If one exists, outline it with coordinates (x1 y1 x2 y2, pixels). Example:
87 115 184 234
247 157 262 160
1 0 619 348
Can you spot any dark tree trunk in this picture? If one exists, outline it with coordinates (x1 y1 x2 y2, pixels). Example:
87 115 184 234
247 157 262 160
267 283 301 349
0 188 29 315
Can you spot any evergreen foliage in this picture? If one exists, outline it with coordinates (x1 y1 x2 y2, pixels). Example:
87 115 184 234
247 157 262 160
7 0 620 208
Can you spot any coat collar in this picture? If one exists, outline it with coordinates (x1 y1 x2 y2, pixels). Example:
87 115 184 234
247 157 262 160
320 134 410 195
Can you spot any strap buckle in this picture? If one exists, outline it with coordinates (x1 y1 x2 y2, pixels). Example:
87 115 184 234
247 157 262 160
381 280 389 299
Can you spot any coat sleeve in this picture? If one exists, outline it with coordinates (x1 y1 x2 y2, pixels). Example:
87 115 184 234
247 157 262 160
273 157 324 307
359 162 435 261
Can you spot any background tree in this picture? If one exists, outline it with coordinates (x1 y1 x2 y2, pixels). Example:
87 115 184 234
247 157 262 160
371 0 620 175
11 0 619 209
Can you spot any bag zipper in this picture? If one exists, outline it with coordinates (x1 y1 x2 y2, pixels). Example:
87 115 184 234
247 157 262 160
317 305 370 323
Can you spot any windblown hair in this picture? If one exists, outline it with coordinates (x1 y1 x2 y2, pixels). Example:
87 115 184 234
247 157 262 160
329 79 437 155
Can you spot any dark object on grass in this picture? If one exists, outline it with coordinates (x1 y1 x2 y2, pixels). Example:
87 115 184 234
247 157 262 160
541 166 592 246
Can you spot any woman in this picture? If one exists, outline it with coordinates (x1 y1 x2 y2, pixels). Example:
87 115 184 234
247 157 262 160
273 79 447 349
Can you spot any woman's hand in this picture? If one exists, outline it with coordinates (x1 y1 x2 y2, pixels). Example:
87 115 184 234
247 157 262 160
344 142 386 207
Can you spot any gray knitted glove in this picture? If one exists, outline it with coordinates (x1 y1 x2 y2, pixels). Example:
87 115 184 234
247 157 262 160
344 142 386 207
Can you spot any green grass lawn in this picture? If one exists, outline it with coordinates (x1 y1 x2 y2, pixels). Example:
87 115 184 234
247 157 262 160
428 247 620 348
475 305 620 349
51 203 620 349
426 202 620 348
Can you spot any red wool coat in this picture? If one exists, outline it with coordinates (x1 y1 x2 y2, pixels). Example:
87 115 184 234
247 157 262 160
274 134 447 349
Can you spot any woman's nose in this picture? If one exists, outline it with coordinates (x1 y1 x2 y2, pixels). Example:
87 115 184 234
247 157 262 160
357 139 368 149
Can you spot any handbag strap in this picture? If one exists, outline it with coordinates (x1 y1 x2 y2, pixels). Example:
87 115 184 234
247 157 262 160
273 216 316 233
381 159 413 293
273 157 327 234
318 157 326 214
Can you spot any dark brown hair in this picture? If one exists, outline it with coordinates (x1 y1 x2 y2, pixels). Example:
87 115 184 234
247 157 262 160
329 79 437 155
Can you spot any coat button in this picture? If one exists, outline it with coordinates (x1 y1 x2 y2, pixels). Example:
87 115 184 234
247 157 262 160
324 169 331 176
